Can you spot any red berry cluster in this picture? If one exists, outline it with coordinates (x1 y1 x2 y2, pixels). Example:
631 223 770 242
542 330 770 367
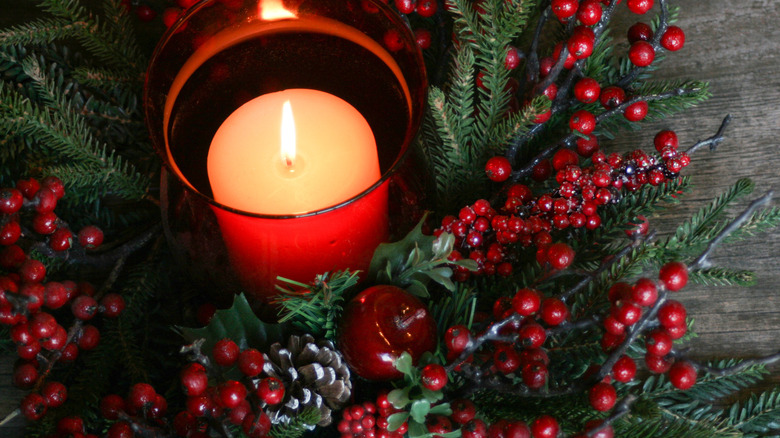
429 398 562 438
444 132 689 281
337 393 407 438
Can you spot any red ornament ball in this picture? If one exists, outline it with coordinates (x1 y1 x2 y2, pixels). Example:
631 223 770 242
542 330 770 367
338 285 437 380
485 156 513 182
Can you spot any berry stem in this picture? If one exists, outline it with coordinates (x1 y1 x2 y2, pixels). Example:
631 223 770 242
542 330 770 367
616 0 670 89
689 191 774 270
669 350 780 377
586 395 637 437
0 409 20 428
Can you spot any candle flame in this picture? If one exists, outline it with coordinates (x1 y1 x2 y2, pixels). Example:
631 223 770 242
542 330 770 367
281 100 296 167
259 0 296 20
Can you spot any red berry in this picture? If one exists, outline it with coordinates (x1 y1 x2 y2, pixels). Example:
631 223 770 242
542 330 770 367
540 298 569 326
645 352 673 373
43 281 69 309
16 178 40 199
658 299 687 328
107 421 133 438
395 0 416 14
494 345 521 374
576 0 602 25
623 100 648 122
100 293 126 318
546 242 575 270
0 220 21 245
631 277 658 307
552 149 579 171
420 363 448 391
383 29 405 52
522 361 548 389
57 416 85 435
611 300 642 326
628 41 655 67
518 323 547 349
77 324 100 350
450 399 477 424
41 381 67 409
661 26 685 51
416 0 437 17
573 77 601 104
415 28 432 50
551 0 578 21
485 156 513 182
427 414 453 435
20 282 45 312
218 380 247 409
627 22 653 43
29 312 58 339
49 227 73 251
242 411 272 438
645 329 673 356
78 225 104 249
626 0 653 14
567 26 595 59
569 110 596 135
659 261 688 291
14 362 39 389
72 294 99 320
532 159 553 181
654 130 678 151
32 212 57 236
553 42 577 69
512 288 541 316
34 188 58 213
20 259 46 283
257 376 285 405
128 383 157 411
135 4 157 21
162 8 182 28
181 363 208 397
583 420 614 438
41 177 64 200
505 46 521 70
445 324 472 353
213 338 240 366
589 382 617 411
669 360 697 389
531 415 559 438
238 348 265 377
463 419 488 438
599 85 626 109
20 393 47 421
100 394 126 420
612 355 636 382
0 188 23 214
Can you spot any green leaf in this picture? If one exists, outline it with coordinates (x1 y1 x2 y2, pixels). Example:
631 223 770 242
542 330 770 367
369 215 435 282
410 399 432 424
421 387 444 403
394 352 415 377
388 387 412 410
428 403 452 416
387 412 410 432
177 293 287 357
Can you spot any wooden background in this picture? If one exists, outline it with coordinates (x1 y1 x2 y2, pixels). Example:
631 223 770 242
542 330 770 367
1 0 779 435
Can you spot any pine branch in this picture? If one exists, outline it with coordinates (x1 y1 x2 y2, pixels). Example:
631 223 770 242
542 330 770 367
728 389 780 436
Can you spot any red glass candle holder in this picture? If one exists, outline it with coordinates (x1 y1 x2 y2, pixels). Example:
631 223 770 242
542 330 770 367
144 0 427 315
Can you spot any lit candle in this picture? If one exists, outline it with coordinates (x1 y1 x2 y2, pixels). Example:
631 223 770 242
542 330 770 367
206 89 389 305
208 89 381 215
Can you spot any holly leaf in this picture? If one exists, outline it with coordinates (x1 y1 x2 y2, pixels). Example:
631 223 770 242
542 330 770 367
177 293 288 359
369 214 435 283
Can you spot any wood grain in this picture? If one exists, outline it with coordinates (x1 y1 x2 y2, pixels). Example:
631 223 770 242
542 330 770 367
1 0 780 435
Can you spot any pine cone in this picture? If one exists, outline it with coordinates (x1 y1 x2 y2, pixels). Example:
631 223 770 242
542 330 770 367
261 334 352 427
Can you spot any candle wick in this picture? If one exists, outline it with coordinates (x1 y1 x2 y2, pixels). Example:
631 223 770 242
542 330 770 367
285 155 294 168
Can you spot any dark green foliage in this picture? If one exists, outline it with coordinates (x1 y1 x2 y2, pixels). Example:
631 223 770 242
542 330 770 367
269 407 322 438
728 390 780 437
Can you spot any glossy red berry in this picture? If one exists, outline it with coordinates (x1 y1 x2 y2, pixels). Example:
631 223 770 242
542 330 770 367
573 77 601 104
612 300 642 326
77 324 100 350
237 348 265 377
181 363 209 397
553 42 577 69
531 415 559 438
77 225 104 249
505 46 522 70
20 259 46 283
213 338 240 366
42 381 68 408
624 100 648 122
654 130 678 151
0 221 21 245
29 312 58 339
552 149 579 171
627 22 653 44
14 362 39 389
661 26 685 51
512 288 541 316
658 299 687 328
242 411 272 438
20 393 47 420
16 178 40 199
540 298 569 326
416 0 437 17
628 41 655 67
546 242 575 269
49 227 73 251
645 352 673 373
218 380 248 409
659 261 688 291
645 329 673 356
612 355 637 382
414 28 432 50
100 394 126 420
551 0 578 21
107 421 134 438
41 177 64 200
631 277 658 306
626 0 653 14
395 0 416 14
128 383 157 411
100 293 126 318
522 361 548 389
485 156 513 182
568 26 595 59
72 294 99 320
450 398 477 424
135 4 157 21
589 382 617 411
576 0 602 25
421 363 448 391
257 376 285 405
599 85 626 109
463 418 488 438
34 188 57 213
427 414 454 435
0 188 24 214
494 345 521 374
669 360 697 389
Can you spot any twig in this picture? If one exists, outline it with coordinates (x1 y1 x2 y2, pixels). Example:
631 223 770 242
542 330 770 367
586 395 637 437
0 409 20 428
689 191 774 270
685 114 732 154
678 351 780 376
616 0 670 88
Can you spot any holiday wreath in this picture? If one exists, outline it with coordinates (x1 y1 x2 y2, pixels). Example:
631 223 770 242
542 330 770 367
1 0 779 437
